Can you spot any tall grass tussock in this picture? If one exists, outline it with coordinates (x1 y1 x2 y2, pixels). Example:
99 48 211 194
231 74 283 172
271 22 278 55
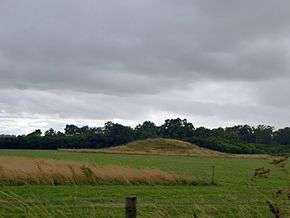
0 157 205 186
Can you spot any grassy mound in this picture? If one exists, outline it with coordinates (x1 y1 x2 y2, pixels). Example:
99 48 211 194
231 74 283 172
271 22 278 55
99 138 225 156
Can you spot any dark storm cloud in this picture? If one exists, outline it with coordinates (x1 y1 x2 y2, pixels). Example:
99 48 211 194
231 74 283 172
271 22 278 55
0 0 290 134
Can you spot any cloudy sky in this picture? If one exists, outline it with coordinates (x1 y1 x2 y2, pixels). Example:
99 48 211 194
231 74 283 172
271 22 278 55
1 0 290 135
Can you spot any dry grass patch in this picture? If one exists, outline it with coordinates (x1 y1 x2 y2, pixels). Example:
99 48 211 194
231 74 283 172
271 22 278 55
0 157 206 186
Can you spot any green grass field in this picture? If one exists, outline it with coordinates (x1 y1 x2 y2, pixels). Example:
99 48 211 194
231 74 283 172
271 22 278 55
0 149 289 217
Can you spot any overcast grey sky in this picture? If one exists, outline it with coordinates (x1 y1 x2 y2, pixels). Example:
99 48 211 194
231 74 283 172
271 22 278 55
1 0 290 134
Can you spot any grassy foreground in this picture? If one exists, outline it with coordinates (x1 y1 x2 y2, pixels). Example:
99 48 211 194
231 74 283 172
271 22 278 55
0 149 289 217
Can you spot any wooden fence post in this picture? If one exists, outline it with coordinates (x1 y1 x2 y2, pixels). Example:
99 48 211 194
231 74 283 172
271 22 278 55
126 197 137 218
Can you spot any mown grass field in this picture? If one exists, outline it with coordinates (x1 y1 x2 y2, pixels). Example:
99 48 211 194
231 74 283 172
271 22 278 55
0 149 289 217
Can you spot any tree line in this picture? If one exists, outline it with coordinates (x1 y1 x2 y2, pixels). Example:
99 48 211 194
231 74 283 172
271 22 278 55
1 118 290 154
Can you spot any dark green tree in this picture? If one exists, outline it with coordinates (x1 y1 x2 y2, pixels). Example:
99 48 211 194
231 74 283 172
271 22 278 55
104 122 134 146
27 129 42 137
134 121 158 139
159 118 195 139
45 128 56 137
254 125 273 144
273 127 290 145
65 125 80 135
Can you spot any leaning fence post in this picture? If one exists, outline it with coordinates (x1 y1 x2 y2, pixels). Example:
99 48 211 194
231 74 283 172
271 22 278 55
211 166 215 184
125 197 137 218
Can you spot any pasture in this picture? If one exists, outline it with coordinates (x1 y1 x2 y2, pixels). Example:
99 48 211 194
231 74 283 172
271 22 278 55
0 148 289 217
